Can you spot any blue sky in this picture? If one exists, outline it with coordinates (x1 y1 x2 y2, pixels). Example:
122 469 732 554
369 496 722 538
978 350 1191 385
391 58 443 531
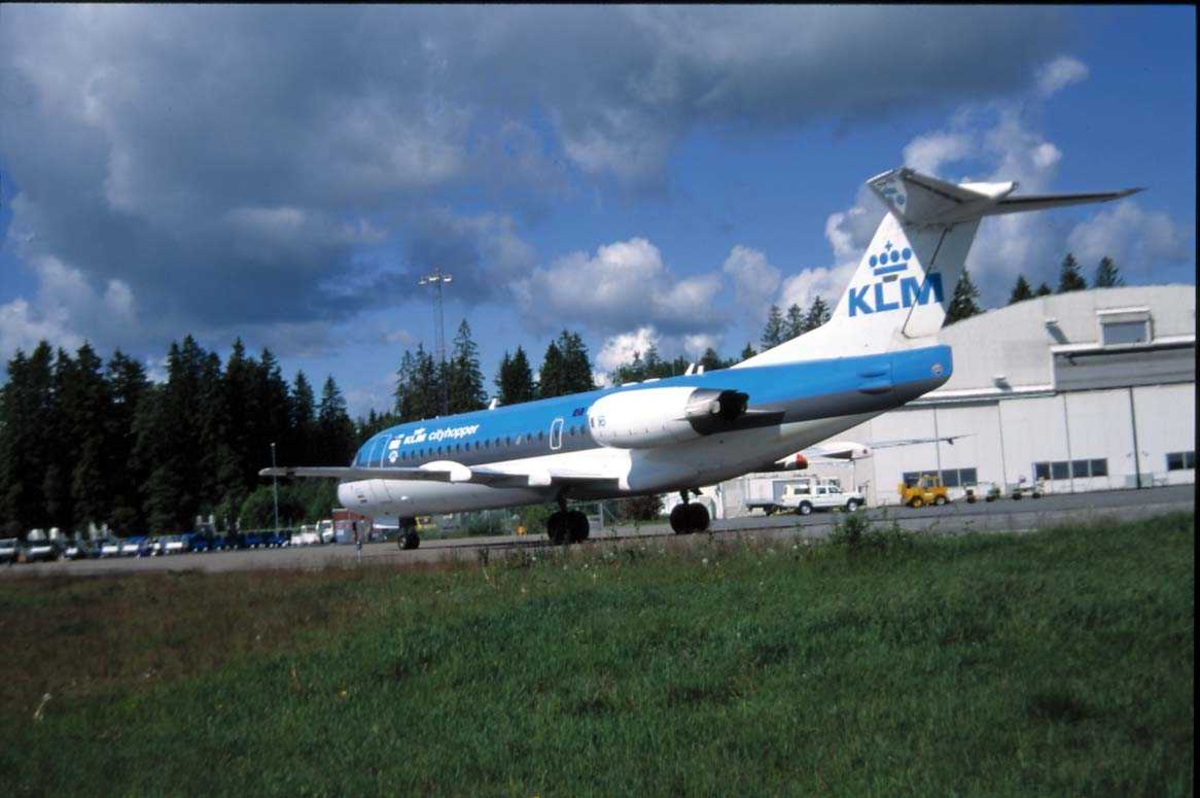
0 6 1194 417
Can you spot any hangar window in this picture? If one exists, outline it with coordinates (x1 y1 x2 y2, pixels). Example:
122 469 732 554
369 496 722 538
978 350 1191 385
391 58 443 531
1097 308 1151 347
1036 458 1108 479
1166 451 1196 471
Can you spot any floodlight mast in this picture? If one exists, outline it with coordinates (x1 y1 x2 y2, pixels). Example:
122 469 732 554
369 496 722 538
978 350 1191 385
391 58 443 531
418 269 453 415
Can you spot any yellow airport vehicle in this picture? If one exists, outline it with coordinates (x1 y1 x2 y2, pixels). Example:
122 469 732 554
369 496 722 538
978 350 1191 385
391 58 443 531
898 474 950 508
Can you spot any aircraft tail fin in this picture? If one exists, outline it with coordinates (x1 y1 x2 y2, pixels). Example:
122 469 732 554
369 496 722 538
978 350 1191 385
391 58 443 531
737 168 1141 367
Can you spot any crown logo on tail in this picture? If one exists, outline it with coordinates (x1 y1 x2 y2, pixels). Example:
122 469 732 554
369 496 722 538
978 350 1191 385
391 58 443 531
869 241 913 276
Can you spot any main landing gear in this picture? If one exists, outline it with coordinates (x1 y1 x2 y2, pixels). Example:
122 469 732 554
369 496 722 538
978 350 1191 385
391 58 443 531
547 495 590 546
670 489 710 535
397 519 420 550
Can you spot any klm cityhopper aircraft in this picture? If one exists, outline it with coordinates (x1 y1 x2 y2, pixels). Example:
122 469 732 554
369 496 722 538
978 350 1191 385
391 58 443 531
263 168 1138 549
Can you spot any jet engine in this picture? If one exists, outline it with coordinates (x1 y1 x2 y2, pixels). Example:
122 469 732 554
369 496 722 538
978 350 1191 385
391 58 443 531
587 387 749 449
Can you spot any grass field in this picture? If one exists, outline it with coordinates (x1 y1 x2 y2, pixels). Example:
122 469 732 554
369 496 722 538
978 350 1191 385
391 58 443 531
0 513 1193 796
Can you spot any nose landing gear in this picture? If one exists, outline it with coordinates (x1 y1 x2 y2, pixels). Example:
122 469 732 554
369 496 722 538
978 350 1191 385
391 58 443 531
397 519 420 550
669 489 710 535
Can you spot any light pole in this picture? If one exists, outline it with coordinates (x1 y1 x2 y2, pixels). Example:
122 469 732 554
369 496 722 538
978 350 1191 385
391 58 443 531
418 268 453 416
270 442 279 531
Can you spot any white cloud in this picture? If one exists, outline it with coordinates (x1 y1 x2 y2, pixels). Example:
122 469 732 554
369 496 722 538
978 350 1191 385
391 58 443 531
0 256 141 362
778 263 856 315
721 245 781 316
1036 56 1089 98
1066 201 1193 273
596 326 660 372
903 133 973 177
517 237 724 336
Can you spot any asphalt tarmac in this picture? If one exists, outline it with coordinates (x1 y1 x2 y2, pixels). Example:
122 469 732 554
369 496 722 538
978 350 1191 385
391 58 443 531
4 484 1192 577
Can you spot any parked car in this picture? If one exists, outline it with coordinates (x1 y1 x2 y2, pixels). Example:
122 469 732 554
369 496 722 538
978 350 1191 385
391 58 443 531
183 532 211 553
0 538 19 565
22 539 59 562
97 538 122 558
264 530 290 548
290 528 321 546
785 482 866 515
61 538 96 560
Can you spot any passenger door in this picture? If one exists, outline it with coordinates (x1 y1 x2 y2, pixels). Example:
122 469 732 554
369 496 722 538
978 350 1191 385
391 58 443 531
550 417 564 451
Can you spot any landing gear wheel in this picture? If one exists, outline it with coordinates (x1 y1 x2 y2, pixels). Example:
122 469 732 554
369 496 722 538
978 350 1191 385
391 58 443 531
669 504 690 534
398 530 420 550
547 511 569 545
687 503 710 533
567 510 590 543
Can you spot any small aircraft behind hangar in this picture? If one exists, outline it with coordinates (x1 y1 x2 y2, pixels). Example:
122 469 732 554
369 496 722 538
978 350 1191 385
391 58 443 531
263 167 1138 548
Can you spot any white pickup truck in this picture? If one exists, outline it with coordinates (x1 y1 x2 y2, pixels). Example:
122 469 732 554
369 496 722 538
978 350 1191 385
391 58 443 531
779 482 865 516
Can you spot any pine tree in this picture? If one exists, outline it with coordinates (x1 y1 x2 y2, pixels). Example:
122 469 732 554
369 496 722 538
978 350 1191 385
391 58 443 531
761 305 786 350
805 295 831 330
65 343 112 529
538 342 566 398
785 303 806 339
1057 253 1087 293
1008 275 1035 304
699 347 726 371
105 351 150 532
945 270 983 325
556 330 595 394
1035 282 1053 297
1094 256 1125 287
495 346 536 406
739 343 756 362
290 371 316 465
316 376 355 467
445 319 487 414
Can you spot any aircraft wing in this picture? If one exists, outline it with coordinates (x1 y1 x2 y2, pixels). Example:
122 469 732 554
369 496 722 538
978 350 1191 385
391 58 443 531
259 461 621 490
772 434 975 469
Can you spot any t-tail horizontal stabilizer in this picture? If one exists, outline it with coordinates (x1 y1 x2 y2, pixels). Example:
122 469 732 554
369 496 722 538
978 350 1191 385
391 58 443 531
738 167 1142 366
868 167 1143 227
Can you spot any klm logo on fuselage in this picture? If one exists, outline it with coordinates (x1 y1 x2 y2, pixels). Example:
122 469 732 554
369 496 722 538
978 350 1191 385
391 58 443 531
848 241 944 316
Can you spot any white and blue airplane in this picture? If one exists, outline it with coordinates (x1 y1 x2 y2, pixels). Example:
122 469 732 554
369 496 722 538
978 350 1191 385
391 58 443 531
263 167 1138 548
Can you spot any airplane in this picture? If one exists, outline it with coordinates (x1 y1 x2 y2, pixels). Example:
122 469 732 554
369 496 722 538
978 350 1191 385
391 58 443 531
262 167 1139 549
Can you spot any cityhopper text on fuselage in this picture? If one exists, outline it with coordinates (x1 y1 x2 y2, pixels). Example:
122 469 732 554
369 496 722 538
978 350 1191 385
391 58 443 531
263 167 1140 548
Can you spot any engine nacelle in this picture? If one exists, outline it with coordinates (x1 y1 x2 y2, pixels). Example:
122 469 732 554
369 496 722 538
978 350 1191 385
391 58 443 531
588 386 749 449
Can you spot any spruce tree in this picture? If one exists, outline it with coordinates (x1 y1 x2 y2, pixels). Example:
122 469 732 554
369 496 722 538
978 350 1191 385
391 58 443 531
495 346 536 406
290 371 316 465
316 376 355 467
106 351 149 532
556 330 595 394
1035 282 1053 297
445 319 487 414
1057 253 1087 293
760 305 786 350
538 342 566 398
1008 275 1035 304
805 295 831 330
699 347 726 371
65 343 111 530
739 343 756 362
945 270 983 325
785 303 806 338
1094 256 1125 287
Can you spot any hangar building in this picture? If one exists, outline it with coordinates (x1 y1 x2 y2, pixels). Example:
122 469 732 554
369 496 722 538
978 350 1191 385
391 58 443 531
720 284 1195 512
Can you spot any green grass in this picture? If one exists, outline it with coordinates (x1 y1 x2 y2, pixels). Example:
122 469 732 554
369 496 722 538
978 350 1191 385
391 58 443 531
0 513 1193 796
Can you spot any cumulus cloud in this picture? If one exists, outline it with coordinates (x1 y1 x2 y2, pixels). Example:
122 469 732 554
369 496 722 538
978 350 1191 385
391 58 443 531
722 246 782 318
1066 201 1193 273
1036 56 1089 97
517 238 724 336
903 133 974 177
596 326 660 372
0 256 139 359
0 6 1073 360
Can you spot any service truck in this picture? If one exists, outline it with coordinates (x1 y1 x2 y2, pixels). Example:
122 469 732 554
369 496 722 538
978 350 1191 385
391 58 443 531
744 475 862 515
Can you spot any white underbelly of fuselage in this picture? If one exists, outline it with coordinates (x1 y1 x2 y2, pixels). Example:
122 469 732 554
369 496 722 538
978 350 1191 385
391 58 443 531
338 409 881 525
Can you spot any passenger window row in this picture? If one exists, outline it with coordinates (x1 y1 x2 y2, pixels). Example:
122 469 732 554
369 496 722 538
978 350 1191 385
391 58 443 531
389 424 587 463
